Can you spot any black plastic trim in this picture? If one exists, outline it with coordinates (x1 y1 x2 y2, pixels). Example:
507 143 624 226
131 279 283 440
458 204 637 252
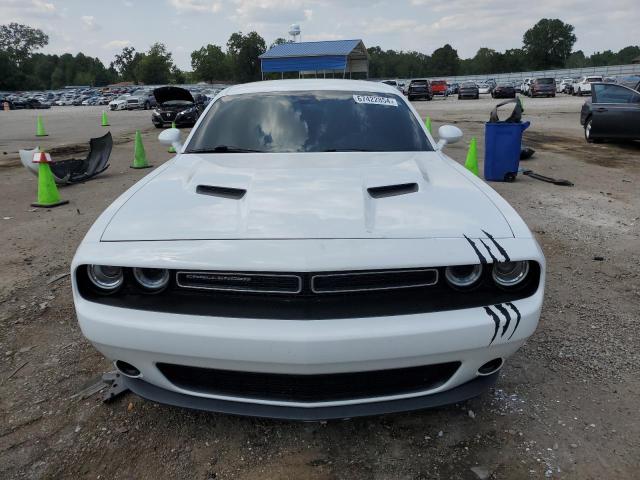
196 185 246 199
122 372 499 420
367 183 418 198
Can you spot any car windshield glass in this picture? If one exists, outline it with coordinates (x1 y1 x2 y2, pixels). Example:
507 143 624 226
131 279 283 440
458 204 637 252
462 82 476 87
587 77 602 82
536 78 554 84
186 90 432 153
411 81 427 85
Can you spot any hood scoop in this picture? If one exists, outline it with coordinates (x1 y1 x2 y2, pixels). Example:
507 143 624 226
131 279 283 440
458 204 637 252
367 183 418 199
196 185 246 200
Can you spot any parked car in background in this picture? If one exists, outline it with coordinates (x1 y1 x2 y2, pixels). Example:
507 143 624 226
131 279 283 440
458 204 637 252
477 82 492 95
529 78 556 98
430 80 448 96
381 79 403 92
129 89 157 110
458 82 479 100
72 79 545 419
580 82 640 143
151 86 204 128
447 83 459 95
573 76 602 96
559 78 573 93
407 79 433 101
617 75 640 91
520 78 531 96
25 98 51 109
491 82 516 99
109 95 130 111
0 95 14 110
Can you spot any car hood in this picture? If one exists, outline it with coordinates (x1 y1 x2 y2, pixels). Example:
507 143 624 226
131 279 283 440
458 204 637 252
153 86 194 104
100 152 513 241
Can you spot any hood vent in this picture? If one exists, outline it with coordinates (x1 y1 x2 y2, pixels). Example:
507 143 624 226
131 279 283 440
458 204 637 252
367 182 418 199
196 185 246 200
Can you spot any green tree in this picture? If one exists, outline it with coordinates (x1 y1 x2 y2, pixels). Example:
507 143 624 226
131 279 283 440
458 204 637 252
111 46 143 82
565 50 587 68
269 37 290 49
615 46 640 65
227 31 266 82
430 44 459 76
136 42 174 84
0 50 23 89
523 18 576 69
0 22 48 65
191 44 228 82
171 65 185 84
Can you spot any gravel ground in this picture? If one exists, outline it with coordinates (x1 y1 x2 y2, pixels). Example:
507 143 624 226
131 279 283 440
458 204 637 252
0 94 639 480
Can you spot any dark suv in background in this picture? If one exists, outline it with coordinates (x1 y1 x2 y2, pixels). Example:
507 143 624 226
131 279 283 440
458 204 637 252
407 79 433 101
529 78 556 98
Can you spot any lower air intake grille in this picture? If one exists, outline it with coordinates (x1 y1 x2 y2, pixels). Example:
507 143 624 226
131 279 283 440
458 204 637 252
157 362 460 402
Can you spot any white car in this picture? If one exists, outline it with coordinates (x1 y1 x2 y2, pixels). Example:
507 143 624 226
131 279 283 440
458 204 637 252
573 76 603 96
520 78 531 96
109 95 130 111
558 78 573 93
478 83 492 94
72 79 545 420
54 97 73 106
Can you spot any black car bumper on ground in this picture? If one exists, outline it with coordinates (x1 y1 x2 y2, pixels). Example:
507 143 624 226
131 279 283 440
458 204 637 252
122 370 499 420
458 90 479 99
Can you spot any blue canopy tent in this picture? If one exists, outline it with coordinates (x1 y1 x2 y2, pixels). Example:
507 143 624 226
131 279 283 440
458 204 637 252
260 39 369 79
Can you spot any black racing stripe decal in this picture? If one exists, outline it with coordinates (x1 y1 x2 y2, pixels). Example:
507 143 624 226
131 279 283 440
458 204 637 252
494 303 511 337
506 302 521 340
479 239 499 263
483 306 500 345
481 230 511 262
464 235 487 265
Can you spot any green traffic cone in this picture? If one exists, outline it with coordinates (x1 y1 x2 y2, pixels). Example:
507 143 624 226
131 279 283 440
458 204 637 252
31 153 68 208
131 130 152 169
519 95 525 113
464 137 479 177
36 115 48 137
101 111 109 127
424 116 432 134
167 121 177 153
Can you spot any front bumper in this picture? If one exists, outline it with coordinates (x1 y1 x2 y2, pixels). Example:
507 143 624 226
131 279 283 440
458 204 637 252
73 237 544 417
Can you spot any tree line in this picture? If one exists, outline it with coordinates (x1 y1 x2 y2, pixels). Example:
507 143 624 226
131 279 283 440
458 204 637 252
1 19 638 91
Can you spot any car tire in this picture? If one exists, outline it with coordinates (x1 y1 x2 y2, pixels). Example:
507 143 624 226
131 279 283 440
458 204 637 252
457 95 461 100
144 101 150 110
584 117 601 143
475 94 479 100
408 95 413 101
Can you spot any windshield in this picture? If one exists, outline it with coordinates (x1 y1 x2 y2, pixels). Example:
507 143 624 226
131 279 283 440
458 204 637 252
462 82 476 87
411 80 427 86
186 90 432 153
117 95 129 100
536 78 554 84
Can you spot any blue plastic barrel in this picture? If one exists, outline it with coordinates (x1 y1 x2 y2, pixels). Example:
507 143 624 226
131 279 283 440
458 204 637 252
484 121 530 182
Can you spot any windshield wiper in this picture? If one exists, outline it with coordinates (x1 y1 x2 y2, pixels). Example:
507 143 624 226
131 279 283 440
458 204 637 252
323 148 373 152
187 145 264 154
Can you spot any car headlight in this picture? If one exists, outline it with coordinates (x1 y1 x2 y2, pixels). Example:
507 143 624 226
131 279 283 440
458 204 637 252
133 268 170 292
445 264 483 289
152 109 161 115
492 261 530 288
177 107 195 116
87 265 124 292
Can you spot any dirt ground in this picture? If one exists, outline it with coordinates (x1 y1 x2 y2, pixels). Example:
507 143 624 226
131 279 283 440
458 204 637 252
0 94 639 480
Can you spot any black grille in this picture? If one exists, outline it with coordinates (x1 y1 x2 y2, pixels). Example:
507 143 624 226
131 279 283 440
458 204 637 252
177 271 301 293
312 269 437 293
157 362 460 402
77 263 541 319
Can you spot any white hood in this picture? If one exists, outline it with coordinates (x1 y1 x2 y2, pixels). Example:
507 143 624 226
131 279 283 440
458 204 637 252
100 152 513 241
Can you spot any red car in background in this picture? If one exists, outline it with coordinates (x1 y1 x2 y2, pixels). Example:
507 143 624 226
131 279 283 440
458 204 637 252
431 80 448 96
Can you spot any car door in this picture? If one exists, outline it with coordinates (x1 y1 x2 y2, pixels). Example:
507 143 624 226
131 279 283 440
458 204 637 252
591 84 640 139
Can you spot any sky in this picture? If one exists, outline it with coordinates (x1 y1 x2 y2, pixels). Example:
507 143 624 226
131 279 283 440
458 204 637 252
1 0 638 70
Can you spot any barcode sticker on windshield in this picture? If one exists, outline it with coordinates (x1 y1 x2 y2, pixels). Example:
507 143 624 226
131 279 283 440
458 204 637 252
353 95 398 107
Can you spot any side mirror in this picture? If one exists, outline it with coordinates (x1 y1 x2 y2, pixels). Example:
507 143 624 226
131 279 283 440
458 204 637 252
435 125 463 150
158 127 182 152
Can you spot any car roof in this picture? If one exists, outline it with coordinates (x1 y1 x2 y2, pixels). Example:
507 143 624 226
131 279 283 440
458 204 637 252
222 79 401 97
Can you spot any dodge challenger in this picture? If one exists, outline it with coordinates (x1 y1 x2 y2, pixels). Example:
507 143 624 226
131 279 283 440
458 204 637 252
72 80 545 420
